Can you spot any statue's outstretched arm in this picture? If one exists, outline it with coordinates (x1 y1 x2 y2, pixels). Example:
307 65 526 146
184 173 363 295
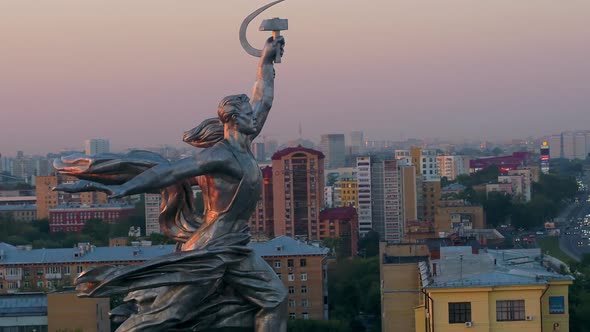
250 36 285 140
110 149 226 198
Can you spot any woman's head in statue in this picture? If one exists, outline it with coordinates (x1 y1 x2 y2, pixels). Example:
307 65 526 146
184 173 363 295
218 94 256 135
182 94 255 148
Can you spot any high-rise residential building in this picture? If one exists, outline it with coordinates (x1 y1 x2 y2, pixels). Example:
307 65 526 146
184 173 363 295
145 193 161 236
356 156 372 235
562 133 574 159
355 156 417 242
0 155 12 174
549 131 590 160
437 155 469 181
320 134 345 169
548 134 563 159
249 166 274 238
540 141 550 174
399 164 417 225
84 139 110 155
381 160 403 242
573 133 588 160
251 142 266 162
409 148 441 222
338 175 358 208
348 131 364 155
272 147 325 240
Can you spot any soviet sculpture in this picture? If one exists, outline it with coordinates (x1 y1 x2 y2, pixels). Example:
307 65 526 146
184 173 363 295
53 2 288 331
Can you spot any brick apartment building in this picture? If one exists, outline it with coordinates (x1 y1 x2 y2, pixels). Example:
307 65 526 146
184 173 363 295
0 236 329 321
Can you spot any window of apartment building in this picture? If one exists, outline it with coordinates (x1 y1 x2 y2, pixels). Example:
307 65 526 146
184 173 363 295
289 299 296 308
288 286 295 294
5 268 21 276
287 259 294 267
276 273 282 280
448 302 471 323
289 313 296 319
288 273 295 281
496 300 525 321
301 285 308 293
36 267 43 275
37 281 44 288
301 273 308 281
302 312 309 320
46 266 61 274
274 261 281 268
301 299 309 307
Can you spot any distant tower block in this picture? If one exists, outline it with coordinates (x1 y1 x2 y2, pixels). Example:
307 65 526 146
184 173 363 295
540 141 550 174
85 139 110 155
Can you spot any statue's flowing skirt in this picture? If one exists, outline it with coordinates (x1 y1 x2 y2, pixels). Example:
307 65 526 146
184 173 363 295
77 232 284 331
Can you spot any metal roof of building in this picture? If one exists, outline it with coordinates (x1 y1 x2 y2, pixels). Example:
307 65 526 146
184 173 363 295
0 293 47 317
0 242 17 252
0 205 36 212
0 236 328 265
442 183 466 191
251 236 330 257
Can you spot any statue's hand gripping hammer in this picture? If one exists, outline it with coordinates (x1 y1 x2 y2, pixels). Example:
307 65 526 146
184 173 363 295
259 18 288 63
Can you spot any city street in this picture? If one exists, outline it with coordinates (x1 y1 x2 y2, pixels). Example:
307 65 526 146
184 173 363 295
558 172 590 262
559 202 590 262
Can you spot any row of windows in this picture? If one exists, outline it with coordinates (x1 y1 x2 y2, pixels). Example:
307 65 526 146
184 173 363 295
1 266 84 277
276 273 308 281
273 259 307 268
448 300 528 324
289 312 309 320
288 285 308 294
288 299 310 308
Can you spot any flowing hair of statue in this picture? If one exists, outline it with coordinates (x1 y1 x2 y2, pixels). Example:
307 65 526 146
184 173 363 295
183 94 250 148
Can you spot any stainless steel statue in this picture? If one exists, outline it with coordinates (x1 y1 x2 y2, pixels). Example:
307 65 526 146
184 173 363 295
53 2 288 331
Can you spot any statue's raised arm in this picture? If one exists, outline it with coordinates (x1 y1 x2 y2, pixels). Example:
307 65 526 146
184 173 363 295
249 36 285 140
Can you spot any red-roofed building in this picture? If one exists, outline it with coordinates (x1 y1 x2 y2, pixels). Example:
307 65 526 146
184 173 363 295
318 207 358 258
271 146 325 161
469 152 532 174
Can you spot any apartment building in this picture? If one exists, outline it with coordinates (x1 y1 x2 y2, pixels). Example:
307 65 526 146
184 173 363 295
0 237 330 321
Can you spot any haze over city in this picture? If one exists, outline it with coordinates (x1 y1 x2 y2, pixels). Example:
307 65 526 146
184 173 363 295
1 0 590 155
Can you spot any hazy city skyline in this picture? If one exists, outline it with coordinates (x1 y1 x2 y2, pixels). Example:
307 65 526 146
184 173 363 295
1 0 589 155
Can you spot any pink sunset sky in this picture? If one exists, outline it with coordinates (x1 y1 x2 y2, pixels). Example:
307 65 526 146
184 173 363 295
1 0 589 155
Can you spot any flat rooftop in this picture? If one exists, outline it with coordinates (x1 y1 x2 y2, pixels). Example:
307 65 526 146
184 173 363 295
424 247 573 289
